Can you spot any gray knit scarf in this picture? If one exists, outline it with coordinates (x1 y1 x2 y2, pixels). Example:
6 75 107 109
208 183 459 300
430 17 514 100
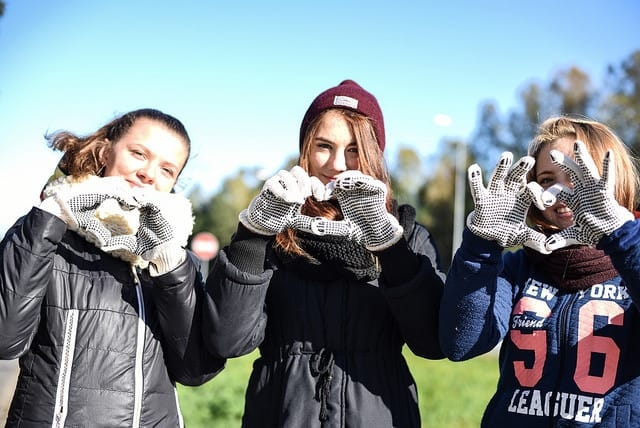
275 203 416 282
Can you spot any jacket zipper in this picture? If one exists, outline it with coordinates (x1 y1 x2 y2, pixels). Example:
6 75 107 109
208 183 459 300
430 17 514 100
52 309 79 428
132 267 146 428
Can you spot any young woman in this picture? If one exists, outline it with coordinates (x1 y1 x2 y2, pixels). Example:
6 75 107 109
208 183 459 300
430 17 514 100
203 79 445 427
440 116 640 427
0 108 224 427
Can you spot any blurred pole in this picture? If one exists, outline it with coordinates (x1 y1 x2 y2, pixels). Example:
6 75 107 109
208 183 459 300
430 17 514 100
452 140 467 260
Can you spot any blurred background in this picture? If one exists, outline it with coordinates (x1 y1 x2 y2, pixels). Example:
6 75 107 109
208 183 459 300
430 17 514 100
1 0 639 426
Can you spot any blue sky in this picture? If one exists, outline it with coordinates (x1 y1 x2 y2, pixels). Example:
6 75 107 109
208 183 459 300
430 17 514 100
0 0 638 233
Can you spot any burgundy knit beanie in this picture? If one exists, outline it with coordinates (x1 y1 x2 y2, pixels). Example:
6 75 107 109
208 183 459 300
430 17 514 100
299 79 386 152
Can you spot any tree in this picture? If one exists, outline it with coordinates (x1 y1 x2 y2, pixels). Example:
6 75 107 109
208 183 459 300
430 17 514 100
469 66 595 173
190 167 262 249
599 50 640 154
389 145 424 208
417 138 474 269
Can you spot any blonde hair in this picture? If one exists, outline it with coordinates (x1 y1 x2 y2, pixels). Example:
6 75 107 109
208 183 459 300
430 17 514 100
528 115 639 232
275 108 393 256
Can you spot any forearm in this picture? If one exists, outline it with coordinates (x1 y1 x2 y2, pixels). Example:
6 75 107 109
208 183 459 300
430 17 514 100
439 228 510 361
375 237 420 286
382 256 445 359
203 248 272 358
0 208 65 358
598 219 640 302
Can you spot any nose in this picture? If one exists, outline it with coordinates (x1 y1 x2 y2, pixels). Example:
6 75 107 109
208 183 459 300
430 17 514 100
329 150 347 173
557 171 574 189
137 163 157 185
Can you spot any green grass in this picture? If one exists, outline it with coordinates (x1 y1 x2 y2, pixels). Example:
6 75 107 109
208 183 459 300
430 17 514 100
178 349 499 427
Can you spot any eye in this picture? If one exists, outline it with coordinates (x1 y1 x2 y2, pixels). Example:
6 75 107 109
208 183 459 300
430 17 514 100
131 149 146 158
161 167 177 177
315 141 332 150
537 176 555 189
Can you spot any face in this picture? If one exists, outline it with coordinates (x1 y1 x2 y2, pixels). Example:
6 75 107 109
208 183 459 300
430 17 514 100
101 118 188 193
535 136 575 230
307 110 360 184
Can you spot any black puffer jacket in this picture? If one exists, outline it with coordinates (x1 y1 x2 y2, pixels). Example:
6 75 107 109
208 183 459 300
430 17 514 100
0 207 224 427
204 205 445 427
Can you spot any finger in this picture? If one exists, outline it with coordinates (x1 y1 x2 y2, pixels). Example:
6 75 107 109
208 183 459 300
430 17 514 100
334 170 369 191
549 149 583 183
467 164 485 202
525 181 547 210
544 182 578 209
505 156 535 191
601 150 615 194
308 176 332 201
487 152 513 193
523 229 552 254
354 176 387 194
465 211 476 229
540 183 565 207
289 214 353 237
267 170 304 203
574 140 602 180
290 166 312 197
545 228 581 252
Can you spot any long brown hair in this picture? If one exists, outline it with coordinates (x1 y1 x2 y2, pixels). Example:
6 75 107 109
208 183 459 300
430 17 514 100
527 115 639 233
46 108 191 178
275 108 393 256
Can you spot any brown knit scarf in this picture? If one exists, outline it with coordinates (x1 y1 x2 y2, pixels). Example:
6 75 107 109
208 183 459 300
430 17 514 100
523 245 618 291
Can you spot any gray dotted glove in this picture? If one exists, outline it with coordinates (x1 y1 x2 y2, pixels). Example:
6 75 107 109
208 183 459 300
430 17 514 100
300 171 403 251
39 176 139 254
543 140 634 251
467 152 550 253
239 166 330 235
134 190 194 276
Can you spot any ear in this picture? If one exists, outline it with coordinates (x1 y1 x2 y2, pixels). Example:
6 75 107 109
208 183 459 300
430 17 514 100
98 142 111 166
96 143 111 176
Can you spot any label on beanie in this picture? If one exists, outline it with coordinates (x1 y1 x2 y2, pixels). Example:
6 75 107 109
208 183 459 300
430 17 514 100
333 95 358 109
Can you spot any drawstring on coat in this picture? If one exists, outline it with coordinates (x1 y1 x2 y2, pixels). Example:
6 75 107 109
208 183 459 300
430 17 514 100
309 348 335 422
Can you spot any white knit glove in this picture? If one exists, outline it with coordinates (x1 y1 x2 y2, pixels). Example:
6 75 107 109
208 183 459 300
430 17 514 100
543 140 634 251
467 152 550 253
299 171 403 251
39 176 139 253
239 166 330 235
134 190 194 276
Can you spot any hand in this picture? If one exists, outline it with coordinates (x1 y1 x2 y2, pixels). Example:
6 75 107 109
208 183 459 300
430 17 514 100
543 140 634 251
134 190 194 275
39 176 139 253
239 166 329 235
317 171 403 251
466 152 550 253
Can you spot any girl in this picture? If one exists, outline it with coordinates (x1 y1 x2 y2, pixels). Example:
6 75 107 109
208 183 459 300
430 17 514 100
203 80 445 427
440 116 640 427
0 108 224 427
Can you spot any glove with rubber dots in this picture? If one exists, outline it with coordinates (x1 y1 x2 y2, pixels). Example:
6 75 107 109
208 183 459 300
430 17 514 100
134 189 195 276
311 170 404 252
543 140 634 251
466 152 550 253
39 175 139 253
239 166 328 235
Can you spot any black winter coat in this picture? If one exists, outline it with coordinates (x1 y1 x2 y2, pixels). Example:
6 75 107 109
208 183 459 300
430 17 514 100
0 207 224 427
204 206 445 427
